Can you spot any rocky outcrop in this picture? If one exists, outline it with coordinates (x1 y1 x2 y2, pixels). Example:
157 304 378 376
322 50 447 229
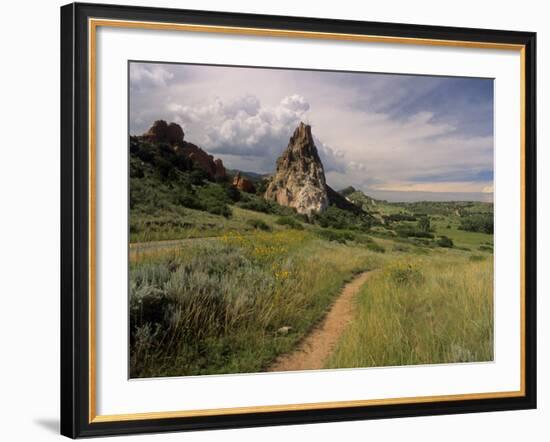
143 120 170 143
141 120 226 180
232 172 256 193
178 142 226 179
264 122 329 215
214 159 226 179
166 122 184 145
144 120 185 146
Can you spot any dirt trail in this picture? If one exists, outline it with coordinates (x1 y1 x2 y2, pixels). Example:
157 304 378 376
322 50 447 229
267 270 373 372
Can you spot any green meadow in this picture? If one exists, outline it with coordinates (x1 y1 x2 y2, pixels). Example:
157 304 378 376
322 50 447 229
129 181 493 377
129 136 494 378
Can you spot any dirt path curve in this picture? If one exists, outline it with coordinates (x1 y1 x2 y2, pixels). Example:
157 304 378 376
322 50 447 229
267 270 373 372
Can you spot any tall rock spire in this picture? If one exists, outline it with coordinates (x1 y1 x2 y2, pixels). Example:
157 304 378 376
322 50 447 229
264 122 329 215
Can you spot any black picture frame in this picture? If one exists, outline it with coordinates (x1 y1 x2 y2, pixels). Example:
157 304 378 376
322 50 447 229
61 2 537 438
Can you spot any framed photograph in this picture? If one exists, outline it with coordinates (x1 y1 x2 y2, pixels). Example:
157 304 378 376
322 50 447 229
60 2 536 438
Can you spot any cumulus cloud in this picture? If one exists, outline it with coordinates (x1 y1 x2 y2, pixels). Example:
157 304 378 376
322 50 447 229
130 64 174 90
170 94 307 148
280 94 310 113
314 137 346 174
165 93 347 173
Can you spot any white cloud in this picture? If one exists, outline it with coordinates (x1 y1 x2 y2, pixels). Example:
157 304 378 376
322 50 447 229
165 93 347 174
130 64 174 89
167 94 306 154
280 94 310 113
307 101 493 195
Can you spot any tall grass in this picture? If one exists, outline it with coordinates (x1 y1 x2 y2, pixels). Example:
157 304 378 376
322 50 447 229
130 230 380 377
326 255 493 368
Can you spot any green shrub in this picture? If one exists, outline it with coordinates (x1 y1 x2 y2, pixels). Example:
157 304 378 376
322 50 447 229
177 192 203 210
224 184 242 202
237 196 295 216
317 229 355 243
392 243 410 253
275 216 304 230
255 179 269 195
189 167 210 185
205 202 232 218
396 226 434 239
479 245 493 253
352 234 374 245
410 238 432 247
247 219 271 231
130 137 193 181
385 263 424 285
459 215 494 234
196 185 233 218
436 236 454 248
366 242 385 253
417 216 431 233
383 213 417 223
314 206 372 231
238 199 269 212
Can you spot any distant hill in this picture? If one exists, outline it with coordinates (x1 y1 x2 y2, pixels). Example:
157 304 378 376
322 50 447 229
338 186 383 210
326 186 365 214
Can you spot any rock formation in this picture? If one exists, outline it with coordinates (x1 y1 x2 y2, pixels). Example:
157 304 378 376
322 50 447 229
178 142 226 179
214 159 226 179
143 119 170 143
264 122 329 215
166 122 184 145
141 120 226 180
232 172 256 193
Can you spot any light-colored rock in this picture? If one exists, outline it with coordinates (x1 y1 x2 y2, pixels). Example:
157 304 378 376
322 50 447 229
264 122 329 215
277 326 293 335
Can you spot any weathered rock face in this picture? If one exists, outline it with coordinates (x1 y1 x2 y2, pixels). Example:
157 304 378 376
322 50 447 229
166 122 184 145
179 142 226 179
214 159 226 179
144 120 185 146
232 172 256 193
141 120 226 179
264 122 329 215
144 120 169 143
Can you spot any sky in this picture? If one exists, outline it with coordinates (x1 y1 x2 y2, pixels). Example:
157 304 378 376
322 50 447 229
129 62 494 202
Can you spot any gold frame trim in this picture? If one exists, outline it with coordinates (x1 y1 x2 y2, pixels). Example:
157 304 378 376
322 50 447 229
88 18 527 424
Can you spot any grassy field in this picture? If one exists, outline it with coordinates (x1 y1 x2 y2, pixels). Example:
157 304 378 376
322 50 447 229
326 252 493 369
130 205 293 243
130 228 382 377
129 204 494 377
129 138 494 377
